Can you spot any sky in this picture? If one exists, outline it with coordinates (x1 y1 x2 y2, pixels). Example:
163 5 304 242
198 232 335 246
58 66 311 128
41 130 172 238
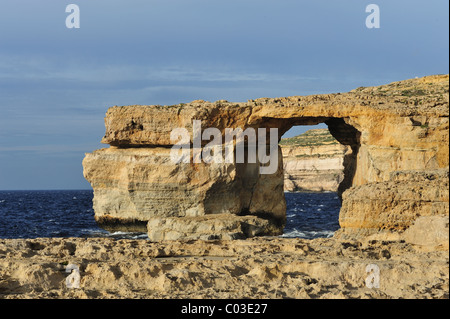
0 0 448 190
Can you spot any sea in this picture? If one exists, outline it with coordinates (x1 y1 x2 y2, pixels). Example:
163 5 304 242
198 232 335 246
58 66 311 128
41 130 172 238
0 190 340 240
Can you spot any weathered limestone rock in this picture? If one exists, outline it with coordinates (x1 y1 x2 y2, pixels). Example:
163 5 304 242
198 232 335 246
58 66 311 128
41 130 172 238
99 75 448 185
147 214 275 241
1 237 448 298
336 168 449 239
83 74 449 240
280 129 348 192
403 215 449 250
83 147 285 233
100 101 254 147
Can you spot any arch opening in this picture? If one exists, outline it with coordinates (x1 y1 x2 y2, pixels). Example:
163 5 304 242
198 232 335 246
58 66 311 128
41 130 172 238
278 119 361 239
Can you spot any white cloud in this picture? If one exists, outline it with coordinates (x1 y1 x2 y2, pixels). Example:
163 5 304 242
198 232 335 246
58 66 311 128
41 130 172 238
0 144 100 154
0 55 316 84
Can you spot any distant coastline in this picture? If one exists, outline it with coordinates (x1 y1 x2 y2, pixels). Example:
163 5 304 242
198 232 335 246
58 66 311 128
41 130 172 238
281 129 347 193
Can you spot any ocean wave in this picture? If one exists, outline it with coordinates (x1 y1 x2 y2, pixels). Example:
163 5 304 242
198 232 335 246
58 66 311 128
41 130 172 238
280 229 335 239
107 231 148 240
81 229 145 239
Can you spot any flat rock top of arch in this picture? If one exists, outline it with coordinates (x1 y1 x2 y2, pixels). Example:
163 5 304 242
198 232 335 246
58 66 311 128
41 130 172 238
101 74 449 147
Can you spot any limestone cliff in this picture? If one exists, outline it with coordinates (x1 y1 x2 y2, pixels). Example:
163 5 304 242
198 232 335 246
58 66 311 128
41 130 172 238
83 74 449 241
280 129 348 192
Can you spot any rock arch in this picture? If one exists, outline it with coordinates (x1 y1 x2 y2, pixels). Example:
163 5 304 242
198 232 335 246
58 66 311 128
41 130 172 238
83 75 449 241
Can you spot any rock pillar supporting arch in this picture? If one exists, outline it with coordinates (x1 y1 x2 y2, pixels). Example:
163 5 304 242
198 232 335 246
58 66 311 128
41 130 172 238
325 118 361 197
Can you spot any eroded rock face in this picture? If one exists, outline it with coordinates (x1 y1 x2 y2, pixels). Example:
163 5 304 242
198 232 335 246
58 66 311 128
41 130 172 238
83 147 286 234
336 168 449 238
83 74 449 240
147 214 277 241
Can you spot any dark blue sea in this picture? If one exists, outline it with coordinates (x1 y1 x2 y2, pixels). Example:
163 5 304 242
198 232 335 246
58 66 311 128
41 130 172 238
0 190 340 239
282 192 341 239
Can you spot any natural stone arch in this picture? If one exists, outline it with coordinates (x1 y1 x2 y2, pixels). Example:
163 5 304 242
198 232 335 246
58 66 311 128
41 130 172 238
83 75 449 241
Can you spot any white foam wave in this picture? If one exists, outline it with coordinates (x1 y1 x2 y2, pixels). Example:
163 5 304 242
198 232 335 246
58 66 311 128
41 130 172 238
80 229 148 239
108 231 148 239
280 229 335 239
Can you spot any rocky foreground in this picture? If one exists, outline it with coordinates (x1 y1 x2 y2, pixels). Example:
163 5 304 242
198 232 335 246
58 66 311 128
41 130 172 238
0 236 448 299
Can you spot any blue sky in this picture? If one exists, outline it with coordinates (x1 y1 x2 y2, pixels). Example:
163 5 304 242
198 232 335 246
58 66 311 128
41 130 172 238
0 0 448 190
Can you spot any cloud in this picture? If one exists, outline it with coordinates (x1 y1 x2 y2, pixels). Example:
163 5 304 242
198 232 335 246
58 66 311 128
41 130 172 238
0 144 98 153
0 54 317 85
